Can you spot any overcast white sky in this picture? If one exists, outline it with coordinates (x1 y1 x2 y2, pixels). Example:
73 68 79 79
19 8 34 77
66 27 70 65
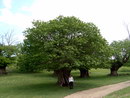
0 0 130 43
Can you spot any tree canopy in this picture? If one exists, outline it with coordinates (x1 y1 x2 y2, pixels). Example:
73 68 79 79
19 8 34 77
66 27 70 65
19 16 111 72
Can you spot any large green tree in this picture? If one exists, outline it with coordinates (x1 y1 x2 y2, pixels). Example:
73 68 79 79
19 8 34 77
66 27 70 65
110 39 130 76
20 16 111 86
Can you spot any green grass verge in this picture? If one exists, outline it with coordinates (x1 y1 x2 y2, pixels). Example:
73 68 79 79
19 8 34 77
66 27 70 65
0 67 130 98
104 87 130 98
104 67 130 98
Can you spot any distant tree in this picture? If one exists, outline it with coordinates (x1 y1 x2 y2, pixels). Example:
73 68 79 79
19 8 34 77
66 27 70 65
0 32 17 74
0 45 16 74
20 16 111 86
110 39 130 76
1 30 17 45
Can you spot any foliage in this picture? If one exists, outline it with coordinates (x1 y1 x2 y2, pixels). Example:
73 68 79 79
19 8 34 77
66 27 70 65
17 54 45 72
76 24 111 69
0 44 16 67
110 39 130 65
18 16 111 72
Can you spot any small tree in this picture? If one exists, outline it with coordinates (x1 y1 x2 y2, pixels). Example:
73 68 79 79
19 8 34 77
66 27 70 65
0 45 16 74
110 39 130 76
0 32 17 74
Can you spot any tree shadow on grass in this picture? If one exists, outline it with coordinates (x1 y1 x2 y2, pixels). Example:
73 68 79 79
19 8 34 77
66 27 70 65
8 82 62 95
3 81 98 97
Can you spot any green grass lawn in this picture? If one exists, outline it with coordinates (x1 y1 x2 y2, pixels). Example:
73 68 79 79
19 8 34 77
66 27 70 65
1 67 130 98
104 67 130 98
104 87 130 98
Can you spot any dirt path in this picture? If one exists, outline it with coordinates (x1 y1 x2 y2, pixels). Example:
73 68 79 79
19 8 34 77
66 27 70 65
64 80 130 98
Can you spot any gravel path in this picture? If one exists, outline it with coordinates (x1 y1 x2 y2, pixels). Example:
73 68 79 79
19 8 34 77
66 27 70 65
64 81 130 98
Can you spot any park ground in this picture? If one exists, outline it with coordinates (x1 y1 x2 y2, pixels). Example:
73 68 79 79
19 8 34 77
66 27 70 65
1 67 130 98
65 80 130 98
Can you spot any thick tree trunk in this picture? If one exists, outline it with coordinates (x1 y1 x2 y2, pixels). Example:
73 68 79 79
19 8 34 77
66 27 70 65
0 66 7 74
57 68 71 87
110 68 118 76
79 68 89 78
110 62 122 76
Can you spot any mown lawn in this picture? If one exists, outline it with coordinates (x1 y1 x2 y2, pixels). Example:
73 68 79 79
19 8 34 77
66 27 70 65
105 87 130 98
104 67 130 98
1 67 130 98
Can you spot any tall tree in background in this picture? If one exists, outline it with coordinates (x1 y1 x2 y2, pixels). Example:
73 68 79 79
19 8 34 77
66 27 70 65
110 39 130 76
20 16 111 86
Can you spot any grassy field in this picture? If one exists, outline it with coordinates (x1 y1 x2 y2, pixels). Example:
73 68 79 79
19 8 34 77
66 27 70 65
105 67 130 98
105 87 130 98
0 67 130 98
